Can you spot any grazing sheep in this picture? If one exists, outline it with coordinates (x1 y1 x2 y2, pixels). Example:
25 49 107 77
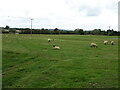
48 38 51 42
48 38 55 42
103 40 108 45
53 45 60 50
90 43 98 48
111 41 114 45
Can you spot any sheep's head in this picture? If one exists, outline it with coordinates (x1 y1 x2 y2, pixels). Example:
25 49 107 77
53 44 56 47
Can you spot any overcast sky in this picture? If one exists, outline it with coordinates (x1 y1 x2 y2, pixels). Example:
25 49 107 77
0 0 119 30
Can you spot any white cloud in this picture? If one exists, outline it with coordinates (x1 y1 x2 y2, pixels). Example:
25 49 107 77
0 0 119 30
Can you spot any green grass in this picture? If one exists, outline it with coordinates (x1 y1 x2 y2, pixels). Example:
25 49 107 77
2 34 119 88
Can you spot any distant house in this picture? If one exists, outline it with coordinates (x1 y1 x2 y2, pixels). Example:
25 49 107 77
16 30 21 33
4 30 9 32
2 29 9 33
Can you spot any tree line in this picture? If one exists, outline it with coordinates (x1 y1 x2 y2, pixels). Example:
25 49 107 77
2 25 120 36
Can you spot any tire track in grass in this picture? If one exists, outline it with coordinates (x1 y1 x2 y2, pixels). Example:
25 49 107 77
3 56 50 88
8 59 61 88
3 55 38 75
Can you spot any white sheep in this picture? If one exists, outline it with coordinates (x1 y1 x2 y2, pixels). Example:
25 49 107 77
48 38 51 42
48 38 54 42
103 40 108 45
90 43 98 48
53 45 60 50
111 41 114 45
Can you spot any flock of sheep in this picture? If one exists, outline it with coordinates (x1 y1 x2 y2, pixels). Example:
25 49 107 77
48 38 114 50
48 38 60 50
90 40 114 48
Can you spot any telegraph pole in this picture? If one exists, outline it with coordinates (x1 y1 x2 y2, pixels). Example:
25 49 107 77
108 26 111 30
30 18 33 36
8 16 10 32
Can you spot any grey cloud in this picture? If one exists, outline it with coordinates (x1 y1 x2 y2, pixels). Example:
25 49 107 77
78 5 101 16
64 0 102 16
86 7 101 16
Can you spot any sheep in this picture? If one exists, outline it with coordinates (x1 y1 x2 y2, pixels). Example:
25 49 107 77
53 45 60 50
48 38 51 42
48 38 54 42
111 41 114 45
90 43 98 48
103 40 108 45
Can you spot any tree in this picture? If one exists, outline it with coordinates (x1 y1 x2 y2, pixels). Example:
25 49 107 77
41 28 44 30
78 29 84 35
5 25 10 29
107 29 114 36
75 28 84 35
53 28 59 34
9 28 16 33
54 28 59 31
92 29 101 35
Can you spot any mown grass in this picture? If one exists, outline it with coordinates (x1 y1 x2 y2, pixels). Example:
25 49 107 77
2 34 119 88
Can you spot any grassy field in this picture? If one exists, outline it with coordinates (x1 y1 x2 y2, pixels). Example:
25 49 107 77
2 34 119 88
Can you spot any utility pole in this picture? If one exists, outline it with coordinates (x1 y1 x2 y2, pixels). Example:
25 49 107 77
8 16 10 33
30 18 33 36
108 26 111 30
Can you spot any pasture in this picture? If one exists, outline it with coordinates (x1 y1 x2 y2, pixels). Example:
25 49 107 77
2 34 119 88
